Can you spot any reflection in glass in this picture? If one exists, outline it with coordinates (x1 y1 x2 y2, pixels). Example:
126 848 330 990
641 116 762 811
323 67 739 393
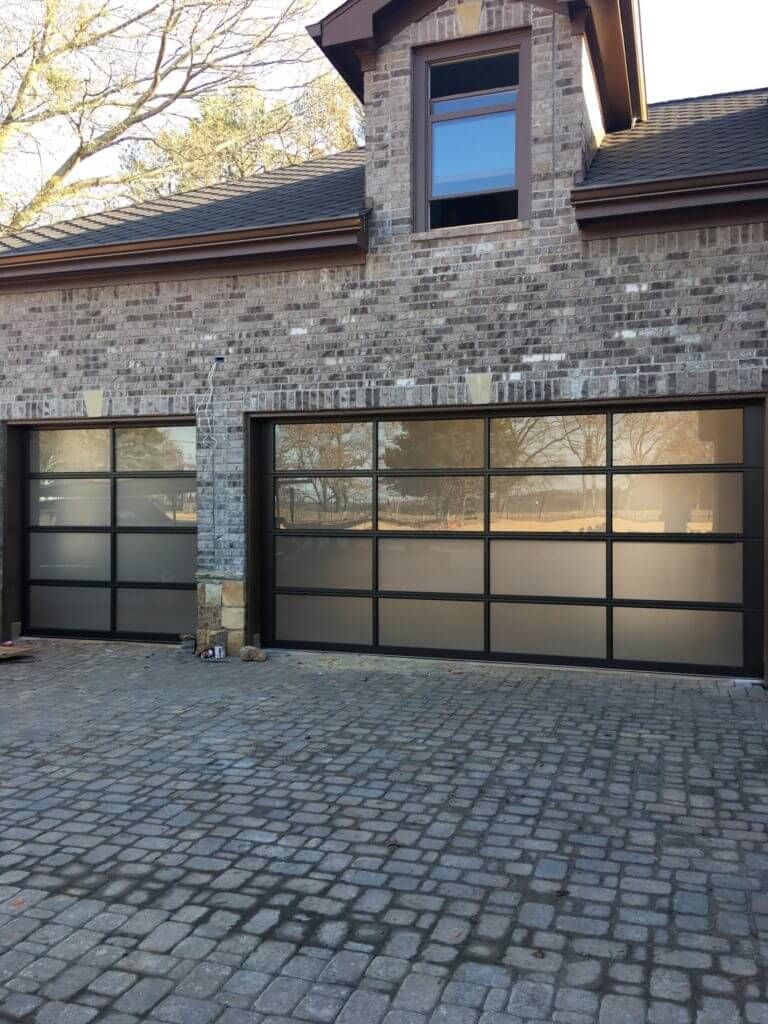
491 603 606 659
432 111 516 197
613 473 742 533
491 540 606 598
613 542 742 603
116 426 196 471
431 52 519 99
117 534 196 584
29 585 110 631
275 422 372 471
433 90 518 114
117 479 197 527
275 595 372 644
29 429 110 473
275 477 372 530
613 408 742 465
379 599 483 650
275 537 372 590
491 475 606 532
379 539 483 593
117 589 196 635
378 419 483 469
379 477 484 531
492 415 606 468
614 607 742 666
29 533 110 581
29 479 110 527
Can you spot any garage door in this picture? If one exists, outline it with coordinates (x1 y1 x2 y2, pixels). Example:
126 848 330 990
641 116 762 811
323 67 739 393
24 424 197 640
259 405 763 675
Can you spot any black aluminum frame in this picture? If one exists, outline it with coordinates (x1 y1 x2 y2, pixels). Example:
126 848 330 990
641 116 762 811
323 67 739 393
22 422 197 642
257 402 764 677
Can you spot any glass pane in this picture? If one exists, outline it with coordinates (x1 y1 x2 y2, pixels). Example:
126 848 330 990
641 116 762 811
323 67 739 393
491 540 606 598
491 603 606 659
433 89 517 114
490 475 606 532
29 533 110 581
275 422 372 471
275 478 372 530
117 589 196 636
29 479 110 527
379 419 483 469
614 608 742 667
117 479 197 527
432 111 516 197
275 595 372 644
613 409 743 465
118 534 197 584
491 415 606 468
379 599 483 650
613 473 742 534
116 426 195 471
275 537 372 590
29 429 110 473
613 542 742 603
379 478 484 531
431 52 519 98
379 539 483 593
29 585 110 632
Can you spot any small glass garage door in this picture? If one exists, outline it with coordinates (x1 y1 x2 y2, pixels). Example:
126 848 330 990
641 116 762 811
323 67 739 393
260 406 763 675
25 424 197 640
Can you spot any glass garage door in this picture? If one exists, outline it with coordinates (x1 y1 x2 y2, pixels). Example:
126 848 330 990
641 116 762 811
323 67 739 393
24 424 197 640
261 405 763 675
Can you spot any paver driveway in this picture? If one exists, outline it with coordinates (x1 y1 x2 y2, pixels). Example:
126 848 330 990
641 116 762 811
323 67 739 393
0 641 767 1024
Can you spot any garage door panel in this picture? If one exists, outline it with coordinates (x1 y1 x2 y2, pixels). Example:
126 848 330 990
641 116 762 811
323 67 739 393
379 538 483 593
613 542 742 604
614 607 743 667
491 603 606 660
612 473 743 534
379 599 483 650
29 533 111 582
276 595 372 645
275 536 372 590
29 585 111 632
491 540 605 598
613 408 743 466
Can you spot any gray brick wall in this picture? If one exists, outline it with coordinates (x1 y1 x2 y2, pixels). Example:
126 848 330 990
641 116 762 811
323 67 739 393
0 0 766 641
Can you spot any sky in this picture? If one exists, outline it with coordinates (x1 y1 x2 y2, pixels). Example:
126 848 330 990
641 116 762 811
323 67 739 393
641 0 768 103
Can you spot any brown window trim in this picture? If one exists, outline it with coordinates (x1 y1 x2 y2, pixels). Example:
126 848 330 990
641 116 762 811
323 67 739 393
412 30 532 233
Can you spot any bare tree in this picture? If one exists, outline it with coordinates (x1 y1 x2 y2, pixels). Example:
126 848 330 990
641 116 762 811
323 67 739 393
0 0 325 233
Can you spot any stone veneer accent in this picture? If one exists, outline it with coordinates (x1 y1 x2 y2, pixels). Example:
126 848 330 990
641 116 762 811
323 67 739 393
197 578 246 654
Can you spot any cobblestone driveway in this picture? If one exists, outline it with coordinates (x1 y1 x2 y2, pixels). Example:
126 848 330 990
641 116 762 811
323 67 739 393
0 641 767 1024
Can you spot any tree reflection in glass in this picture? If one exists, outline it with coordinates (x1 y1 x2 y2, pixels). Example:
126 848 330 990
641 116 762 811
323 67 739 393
379 420 483 469
275 477 373 529
379 477 484 531
116 426 196 471
492 415 606 468
612 409 742 466
491 475 606 532
275 422 372 471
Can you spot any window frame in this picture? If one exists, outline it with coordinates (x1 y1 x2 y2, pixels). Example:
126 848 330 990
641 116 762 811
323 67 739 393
412 30 532 232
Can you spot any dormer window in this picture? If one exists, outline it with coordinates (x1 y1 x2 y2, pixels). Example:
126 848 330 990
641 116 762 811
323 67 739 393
413 32 531 232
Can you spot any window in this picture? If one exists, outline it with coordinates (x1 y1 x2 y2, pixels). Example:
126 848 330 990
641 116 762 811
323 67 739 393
414 32 530 231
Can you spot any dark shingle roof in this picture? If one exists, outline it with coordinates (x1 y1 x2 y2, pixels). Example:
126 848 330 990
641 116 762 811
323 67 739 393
583 87 768 189
0 149 367 258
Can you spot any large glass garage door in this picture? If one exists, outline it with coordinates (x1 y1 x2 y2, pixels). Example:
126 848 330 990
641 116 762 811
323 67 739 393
24 424 197 640
260 405 763 675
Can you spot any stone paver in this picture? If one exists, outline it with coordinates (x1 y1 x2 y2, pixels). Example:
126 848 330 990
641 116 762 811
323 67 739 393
0 639 766 1023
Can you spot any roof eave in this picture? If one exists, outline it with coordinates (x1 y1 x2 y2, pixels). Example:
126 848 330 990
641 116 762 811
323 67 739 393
0 214 369 290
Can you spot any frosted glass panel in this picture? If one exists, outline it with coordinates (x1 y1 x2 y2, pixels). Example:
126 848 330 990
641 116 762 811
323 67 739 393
613 409 742 465
614 542 742 603
275 422 372 471
29 429 110 472
275 595 371 644
118 533 196 584
379 477 484 531
614 607 742 666
29 586 110 631
116 426 195 471
379 539 483 593
492 603 606 659
491 475 606 532
29 479 110 527
612 473 742 534
117 589 195 635
275 537 372 590
492 415 606 468
491 540 606 598
378 419 483 469
379 599 483 650
275 478 372 530
117 478 197 527
29 533 110 581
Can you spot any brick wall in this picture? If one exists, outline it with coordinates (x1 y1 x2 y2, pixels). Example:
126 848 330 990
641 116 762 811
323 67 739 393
0 0 766 649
